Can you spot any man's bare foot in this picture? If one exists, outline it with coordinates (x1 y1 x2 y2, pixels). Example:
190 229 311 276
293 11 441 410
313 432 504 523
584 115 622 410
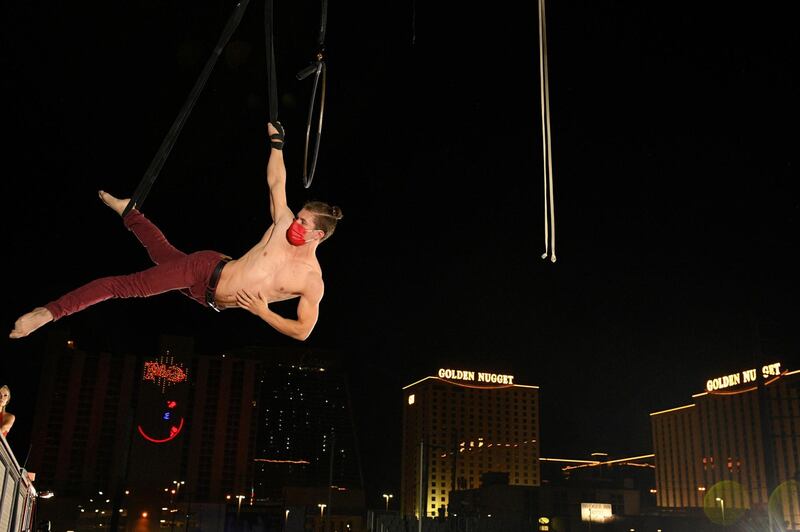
98 190 131 216
9 307 54 339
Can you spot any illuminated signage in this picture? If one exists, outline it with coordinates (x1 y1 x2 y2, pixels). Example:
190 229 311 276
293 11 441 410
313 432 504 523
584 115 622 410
143 357 188 391
580 503 612 523
138 417 185 443
706 362 782 392
437 368 515 385
138 399 185 444
139 353 188 444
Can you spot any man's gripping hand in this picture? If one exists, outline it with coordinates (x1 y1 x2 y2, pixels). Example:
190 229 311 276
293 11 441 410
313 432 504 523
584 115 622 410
236 289 268 318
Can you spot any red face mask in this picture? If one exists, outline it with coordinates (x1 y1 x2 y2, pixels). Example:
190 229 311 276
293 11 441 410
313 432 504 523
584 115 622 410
286 219 313 246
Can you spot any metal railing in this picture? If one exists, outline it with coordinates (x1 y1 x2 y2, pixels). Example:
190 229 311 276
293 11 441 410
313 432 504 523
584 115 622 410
0 435 37 532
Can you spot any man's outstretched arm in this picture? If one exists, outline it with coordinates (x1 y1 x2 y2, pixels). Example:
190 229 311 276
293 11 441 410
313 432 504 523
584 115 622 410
267 122 294 224
236 277 323 341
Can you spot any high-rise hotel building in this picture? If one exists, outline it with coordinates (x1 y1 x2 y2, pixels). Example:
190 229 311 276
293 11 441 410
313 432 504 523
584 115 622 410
401 368 540 518
252 347 363 499
650 361 799 529
30 335 260 499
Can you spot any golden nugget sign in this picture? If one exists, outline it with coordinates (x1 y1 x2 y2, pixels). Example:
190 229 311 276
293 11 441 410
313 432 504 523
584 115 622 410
438 368 515 385
706 362 782 392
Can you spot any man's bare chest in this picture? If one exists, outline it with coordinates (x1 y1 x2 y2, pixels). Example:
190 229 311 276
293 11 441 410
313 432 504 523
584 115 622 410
237 245 318 295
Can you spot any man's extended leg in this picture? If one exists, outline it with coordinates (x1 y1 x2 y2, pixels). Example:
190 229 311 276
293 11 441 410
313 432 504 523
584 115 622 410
99 190 185 265
9 250 218 339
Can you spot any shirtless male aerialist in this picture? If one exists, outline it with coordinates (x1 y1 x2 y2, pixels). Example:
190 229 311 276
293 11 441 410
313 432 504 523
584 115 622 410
9 122 342 341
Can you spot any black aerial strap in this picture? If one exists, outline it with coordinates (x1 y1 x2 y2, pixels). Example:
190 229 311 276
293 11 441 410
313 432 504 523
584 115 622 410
265 0 279 124
122 0 252 218
296 0 328 188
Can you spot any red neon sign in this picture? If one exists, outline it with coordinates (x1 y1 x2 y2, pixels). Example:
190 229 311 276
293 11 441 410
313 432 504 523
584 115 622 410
144 361 187 385
140 354 188 443
138 417 185 444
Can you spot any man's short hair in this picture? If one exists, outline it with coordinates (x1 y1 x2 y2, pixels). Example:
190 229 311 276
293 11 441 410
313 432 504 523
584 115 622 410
304 201 343 242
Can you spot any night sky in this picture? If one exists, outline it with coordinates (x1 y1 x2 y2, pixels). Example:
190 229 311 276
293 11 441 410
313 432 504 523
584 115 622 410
2 0 797 503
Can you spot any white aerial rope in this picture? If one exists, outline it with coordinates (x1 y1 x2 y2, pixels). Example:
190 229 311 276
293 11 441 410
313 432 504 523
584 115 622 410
538 0 556 263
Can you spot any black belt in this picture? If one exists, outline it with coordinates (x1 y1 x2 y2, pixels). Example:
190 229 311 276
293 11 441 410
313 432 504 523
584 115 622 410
205 257 231 312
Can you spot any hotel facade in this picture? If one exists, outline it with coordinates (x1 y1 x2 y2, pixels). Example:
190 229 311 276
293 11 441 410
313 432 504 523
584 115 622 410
650 361 800 529
401 369 540 518
30 332 361 530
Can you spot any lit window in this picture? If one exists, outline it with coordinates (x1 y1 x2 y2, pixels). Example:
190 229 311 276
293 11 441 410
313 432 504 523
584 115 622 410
408 395 416 405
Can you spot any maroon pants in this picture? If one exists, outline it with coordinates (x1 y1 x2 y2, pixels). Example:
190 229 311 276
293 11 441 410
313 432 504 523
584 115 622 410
45 210 227 321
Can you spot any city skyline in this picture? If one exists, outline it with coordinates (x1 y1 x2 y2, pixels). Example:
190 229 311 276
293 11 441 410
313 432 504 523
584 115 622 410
6 328 798 529
15 329 796 512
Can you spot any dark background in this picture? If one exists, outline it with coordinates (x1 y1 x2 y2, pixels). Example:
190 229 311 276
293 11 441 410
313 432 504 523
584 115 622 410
2 0 797 507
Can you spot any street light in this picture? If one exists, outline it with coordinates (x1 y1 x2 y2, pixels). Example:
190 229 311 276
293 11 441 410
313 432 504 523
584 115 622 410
716 497 725 524
236 495 246 516
170 481 185 532
318 503 327 517
382 493 394 512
